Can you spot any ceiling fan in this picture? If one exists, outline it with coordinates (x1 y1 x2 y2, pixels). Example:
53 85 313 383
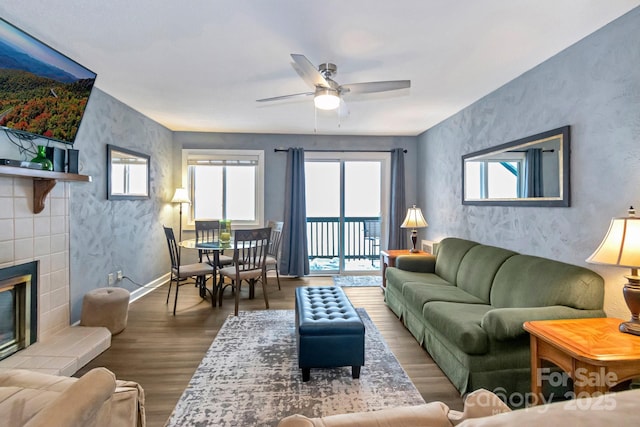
256 54 411 111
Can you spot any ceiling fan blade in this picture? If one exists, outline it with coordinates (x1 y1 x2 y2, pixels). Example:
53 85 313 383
291 54 330 88
256 92 314 103
340 80 411 95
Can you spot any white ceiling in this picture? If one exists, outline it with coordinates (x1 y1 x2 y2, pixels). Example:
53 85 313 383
1 1 638 136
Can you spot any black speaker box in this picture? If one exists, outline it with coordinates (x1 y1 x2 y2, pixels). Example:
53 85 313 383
45 147 66 172
67 149 79 174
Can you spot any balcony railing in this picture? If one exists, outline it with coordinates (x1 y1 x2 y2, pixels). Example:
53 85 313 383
306 216 381 270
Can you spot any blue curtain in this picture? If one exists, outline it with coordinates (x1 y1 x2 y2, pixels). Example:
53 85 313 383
387 148 407 250
280 148 309 276
524 148 544 197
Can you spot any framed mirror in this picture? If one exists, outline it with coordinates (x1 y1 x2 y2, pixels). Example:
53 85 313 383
462 126 570 207
107 144 150 200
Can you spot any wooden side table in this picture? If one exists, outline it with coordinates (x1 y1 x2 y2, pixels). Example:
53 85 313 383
524 317 640 405
380 249 426 289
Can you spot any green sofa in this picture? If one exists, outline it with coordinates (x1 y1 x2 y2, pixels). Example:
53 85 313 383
384 237 605 399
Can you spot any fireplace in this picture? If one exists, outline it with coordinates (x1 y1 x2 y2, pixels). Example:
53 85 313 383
0 262 38 361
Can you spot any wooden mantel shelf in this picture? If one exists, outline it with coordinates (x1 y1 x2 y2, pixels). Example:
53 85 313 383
0 165 92 214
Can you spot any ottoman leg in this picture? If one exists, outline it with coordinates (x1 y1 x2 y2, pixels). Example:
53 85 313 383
352 366 361 379
302 368 311 382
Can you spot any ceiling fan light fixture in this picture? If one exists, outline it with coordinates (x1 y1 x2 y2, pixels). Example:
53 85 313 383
314 88 340 110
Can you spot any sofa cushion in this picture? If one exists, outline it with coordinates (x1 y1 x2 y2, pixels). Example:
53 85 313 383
456 245 517 303
386 269 453 295
490 255 605 309
423 302 493 354
434 238 479 286
403 283 485 317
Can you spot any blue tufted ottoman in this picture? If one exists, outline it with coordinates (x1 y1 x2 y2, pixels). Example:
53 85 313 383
295 286 365 382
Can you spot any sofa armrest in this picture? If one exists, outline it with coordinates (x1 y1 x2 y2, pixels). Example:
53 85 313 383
481 306 606 341
278 402 453 427
448 389 511 425
277 389 511 427
24 367 116 427
395 254 436 273
111 380 146 427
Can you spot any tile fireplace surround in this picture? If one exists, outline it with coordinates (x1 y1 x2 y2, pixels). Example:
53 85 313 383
0 175 71 341
0 175 112 375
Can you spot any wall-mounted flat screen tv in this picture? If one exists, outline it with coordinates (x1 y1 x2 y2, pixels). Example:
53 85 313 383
0 18 96 144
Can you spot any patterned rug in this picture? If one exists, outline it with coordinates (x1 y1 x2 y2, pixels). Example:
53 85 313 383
166 308 424 426
332 275 383 287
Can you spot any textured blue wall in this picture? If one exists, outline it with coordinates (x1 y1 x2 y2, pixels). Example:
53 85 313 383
417 7 640 317
69 89 174 322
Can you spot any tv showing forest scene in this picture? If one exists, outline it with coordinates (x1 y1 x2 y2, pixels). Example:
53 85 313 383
0 18 96 144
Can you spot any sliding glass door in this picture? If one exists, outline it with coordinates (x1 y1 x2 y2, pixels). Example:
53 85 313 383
305 152 389 274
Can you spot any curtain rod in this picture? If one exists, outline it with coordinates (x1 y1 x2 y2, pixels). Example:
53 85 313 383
274 148 407 153
507 149 555 153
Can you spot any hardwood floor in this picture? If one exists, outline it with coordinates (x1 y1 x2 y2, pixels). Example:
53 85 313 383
76 275 463 426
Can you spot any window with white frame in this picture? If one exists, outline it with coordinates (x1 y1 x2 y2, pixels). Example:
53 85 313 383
183 149 264 227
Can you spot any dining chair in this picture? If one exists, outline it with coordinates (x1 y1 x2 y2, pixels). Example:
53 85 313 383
163 226 213 315
195 219 234 305
265 220 284 290
218 227 271 316
194 220 234 266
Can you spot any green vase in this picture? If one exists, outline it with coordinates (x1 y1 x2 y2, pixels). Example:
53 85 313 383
219 220 231 243
31 145 53 171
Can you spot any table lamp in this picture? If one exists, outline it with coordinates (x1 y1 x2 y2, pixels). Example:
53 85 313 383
171 188 191 241
587 206 640 336
401 205 428 253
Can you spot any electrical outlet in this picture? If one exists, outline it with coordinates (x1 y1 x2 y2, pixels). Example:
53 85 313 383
117 270 123 281
108 273 115 286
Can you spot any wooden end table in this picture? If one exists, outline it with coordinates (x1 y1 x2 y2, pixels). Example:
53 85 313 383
524 317 640 405
380 249 426 290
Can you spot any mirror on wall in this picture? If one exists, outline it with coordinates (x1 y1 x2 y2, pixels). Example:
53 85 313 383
462 126 570 207
107 144 150 200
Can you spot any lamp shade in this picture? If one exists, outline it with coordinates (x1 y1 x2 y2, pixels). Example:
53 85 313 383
170 188 191 204
401 205 428 229
586 216 640 268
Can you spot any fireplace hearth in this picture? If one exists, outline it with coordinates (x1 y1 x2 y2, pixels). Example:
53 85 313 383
0 262 38 361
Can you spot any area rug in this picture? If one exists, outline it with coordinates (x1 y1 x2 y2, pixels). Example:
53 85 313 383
166 308 424 426
332 275 382 287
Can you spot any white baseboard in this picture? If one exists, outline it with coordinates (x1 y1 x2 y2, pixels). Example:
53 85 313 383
129 272 169 303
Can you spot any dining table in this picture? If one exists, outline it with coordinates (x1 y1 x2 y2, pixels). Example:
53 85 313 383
178 238 233 306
